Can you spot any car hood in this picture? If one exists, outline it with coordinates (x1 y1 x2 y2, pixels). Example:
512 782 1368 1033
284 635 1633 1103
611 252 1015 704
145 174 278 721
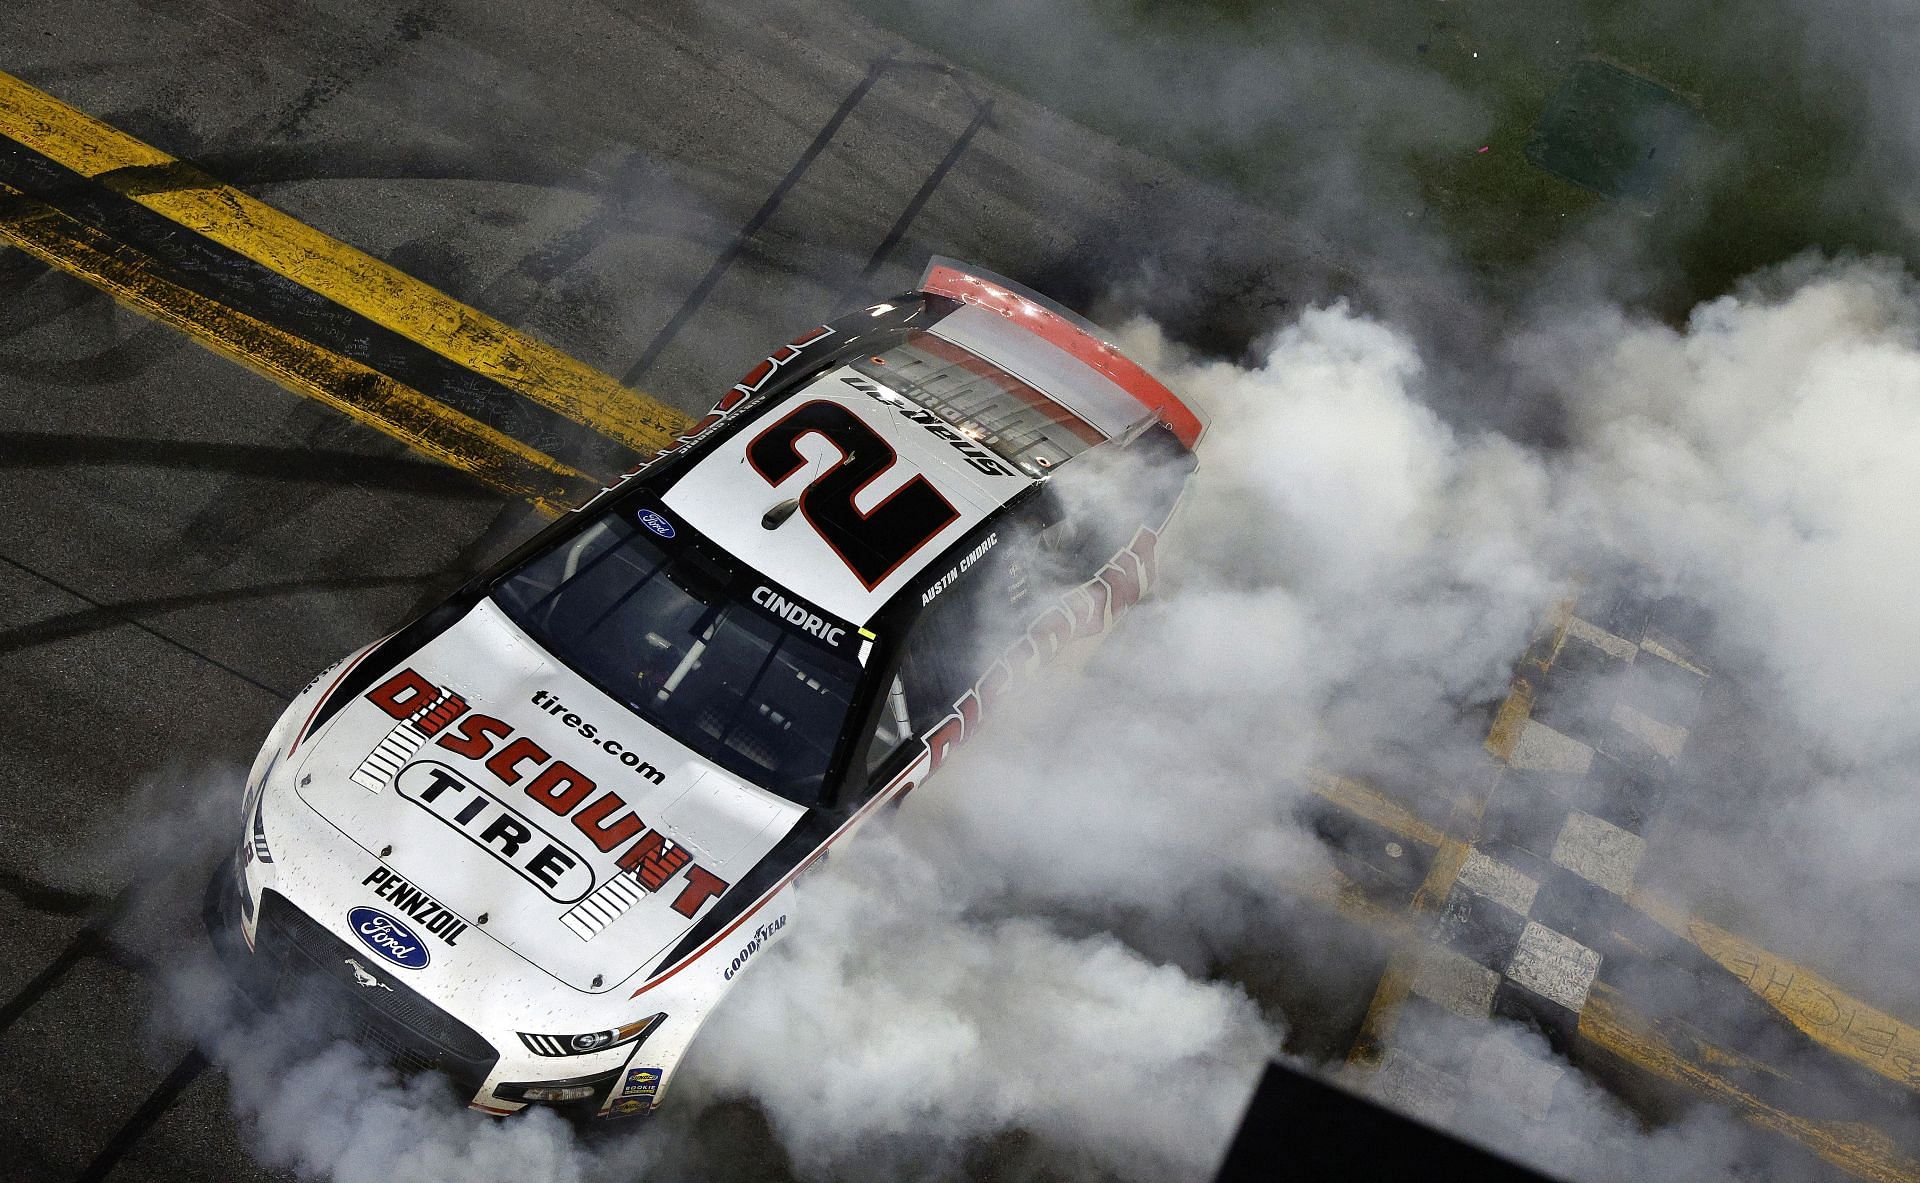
290 599 805 993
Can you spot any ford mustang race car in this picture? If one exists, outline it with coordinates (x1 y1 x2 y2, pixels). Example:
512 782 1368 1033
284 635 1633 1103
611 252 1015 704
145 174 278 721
207 259 1204 1119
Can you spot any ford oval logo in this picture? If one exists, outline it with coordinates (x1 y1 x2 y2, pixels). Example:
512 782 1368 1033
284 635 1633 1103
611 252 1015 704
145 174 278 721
636 509 676 539
347 906 429 970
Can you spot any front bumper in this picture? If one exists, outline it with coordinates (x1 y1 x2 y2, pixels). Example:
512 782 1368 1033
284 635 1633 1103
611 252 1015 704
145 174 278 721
205 871 502 1105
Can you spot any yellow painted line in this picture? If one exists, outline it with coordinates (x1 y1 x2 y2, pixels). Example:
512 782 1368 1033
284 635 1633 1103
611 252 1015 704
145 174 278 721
1305 771 1446 850
1288 845 1920 1176
1346 954 1418 1068
1348 615 1582 1065
1408 833 1475 915
1298 767 1464 1063
0 69 693 457
1346 764 1502 1065
1633 893 1920 1094
1351 676 1531 1066
1522 596 1576 673
1345 827 1482 1064
1685 1024 1793 1087
1581 984 1920 1183
1323 593 1918 1169
0 183 593 515
1272 861 1418 940
1567 615 1640 662
1642 634 1710 677
1483 678 1534 761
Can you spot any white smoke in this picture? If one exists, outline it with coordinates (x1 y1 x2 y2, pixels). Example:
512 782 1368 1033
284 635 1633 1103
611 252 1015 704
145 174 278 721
1526 256 1920 1009
159 956 619 1183
1544 256 1920 759
695 831 1277 1180
105 762 658 1183
704 256 1920 1182
681 302 1557 1179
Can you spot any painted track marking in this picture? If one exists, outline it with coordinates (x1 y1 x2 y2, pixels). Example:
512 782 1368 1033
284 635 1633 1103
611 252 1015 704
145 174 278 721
0 69 690 461
0 181 595 514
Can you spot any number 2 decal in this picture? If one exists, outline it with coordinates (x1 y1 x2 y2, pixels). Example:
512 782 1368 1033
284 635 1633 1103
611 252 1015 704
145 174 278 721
746 400 960 589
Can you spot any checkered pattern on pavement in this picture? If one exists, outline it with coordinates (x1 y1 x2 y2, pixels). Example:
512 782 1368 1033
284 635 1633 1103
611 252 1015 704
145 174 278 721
1358 583 1712 1114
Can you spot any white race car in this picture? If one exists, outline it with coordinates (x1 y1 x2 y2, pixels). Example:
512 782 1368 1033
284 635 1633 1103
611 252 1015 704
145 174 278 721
208 260 1204 1119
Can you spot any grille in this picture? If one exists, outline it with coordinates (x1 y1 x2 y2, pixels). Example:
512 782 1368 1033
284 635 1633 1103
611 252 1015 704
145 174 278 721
254 891 498 1087
279 970 441 1077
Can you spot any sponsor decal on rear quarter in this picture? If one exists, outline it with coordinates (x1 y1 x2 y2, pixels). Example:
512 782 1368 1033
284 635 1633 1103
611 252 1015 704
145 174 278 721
348 906 430 969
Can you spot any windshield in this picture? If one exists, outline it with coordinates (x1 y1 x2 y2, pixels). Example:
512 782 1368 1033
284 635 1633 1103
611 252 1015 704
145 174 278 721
492 510 864 806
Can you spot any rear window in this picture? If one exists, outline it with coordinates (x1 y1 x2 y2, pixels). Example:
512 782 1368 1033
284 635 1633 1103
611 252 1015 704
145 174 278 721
851 331 1105 478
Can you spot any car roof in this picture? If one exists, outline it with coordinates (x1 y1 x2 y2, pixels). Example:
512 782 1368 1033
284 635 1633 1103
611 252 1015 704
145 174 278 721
649 262 1202 630
660 362 1039 626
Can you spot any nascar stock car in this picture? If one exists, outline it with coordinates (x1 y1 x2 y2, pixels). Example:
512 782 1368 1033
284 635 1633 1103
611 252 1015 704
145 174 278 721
207 259 1206 1119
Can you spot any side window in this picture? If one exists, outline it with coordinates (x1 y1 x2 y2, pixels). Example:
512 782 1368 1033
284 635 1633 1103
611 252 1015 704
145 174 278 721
860 514 1053 786
896 592 984 739
857 584 982 787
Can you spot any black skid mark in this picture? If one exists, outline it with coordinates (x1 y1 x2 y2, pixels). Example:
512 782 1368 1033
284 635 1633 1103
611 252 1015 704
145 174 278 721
0 866 102 918
0 319 188 386
73 1050 210 1183
0 886 133 1039
0 561 435 663
622 56 896 385
269 1 451 142
0 430 500 500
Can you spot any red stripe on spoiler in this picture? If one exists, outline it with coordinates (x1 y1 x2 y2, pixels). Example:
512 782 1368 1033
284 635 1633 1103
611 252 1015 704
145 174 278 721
919 263 1205 450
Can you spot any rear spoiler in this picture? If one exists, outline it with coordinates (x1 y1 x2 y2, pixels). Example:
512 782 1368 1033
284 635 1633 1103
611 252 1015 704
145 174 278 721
917 258 1207 450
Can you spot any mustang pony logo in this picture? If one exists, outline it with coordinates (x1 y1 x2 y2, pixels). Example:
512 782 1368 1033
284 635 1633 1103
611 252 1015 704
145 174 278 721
343 958 394 991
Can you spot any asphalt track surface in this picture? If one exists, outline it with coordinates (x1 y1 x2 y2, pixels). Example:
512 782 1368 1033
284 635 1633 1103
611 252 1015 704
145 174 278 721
4 5 1919 1183
0 4 1340 1180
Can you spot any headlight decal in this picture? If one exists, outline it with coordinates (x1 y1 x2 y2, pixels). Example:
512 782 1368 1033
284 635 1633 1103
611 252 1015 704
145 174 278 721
519 1013 664 1058
250 796 273 864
